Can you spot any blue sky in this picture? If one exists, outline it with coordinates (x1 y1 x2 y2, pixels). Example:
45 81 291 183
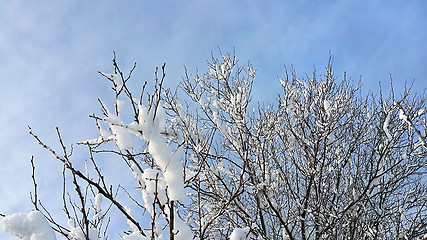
1 0 426 238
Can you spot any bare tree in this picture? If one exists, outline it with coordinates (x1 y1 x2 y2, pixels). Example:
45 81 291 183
163 53 427 239
1 52 426 240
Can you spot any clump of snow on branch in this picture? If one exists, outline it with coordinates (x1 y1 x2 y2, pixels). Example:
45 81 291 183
229 227 250 240
93 193 102 221
137 104 186 200
141 168 167 216
0 211 56 240
147 123 186 200
67 219 98 240
105 100 135 151
399 108 410 125
83 98 187 201
383 111 392 141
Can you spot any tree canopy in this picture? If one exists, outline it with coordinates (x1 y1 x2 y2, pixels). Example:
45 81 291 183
1 52 426 240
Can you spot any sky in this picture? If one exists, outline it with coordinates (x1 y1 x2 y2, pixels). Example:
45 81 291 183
0 0 426 239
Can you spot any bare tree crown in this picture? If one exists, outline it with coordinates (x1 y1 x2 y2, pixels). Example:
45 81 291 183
1 52 426 240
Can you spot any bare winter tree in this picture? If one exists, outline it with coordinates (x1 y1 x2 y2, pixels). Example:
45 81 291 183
1 52 426 240
163 53 427 239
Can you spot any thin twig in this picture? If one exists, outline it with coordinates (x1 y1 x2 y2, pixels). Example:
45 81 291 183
30 156 38 211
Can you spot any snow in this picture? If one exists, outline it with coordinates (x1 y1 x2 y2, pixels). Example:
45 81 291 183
105 114 134 151
171 209 193 240
198 97 207 110
213 99 221 109
122 231 150 240
67 219 99 240
130 162 145 187
399 109 410 126
97 102 135 151
399 207 406 221
383 112 392 140
282 228 290 240
95 193 102 211
142 168 167 208
0 211 56 240
100 72 122 90
75 98 188 237
163 146 186 199
324 99 332 118
93 193 102 221
78 121 113 145
138 104 186 201
69 227 98 240
148 127 186 200
124 206 139 232
229 227 250 240
116 99 126 115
